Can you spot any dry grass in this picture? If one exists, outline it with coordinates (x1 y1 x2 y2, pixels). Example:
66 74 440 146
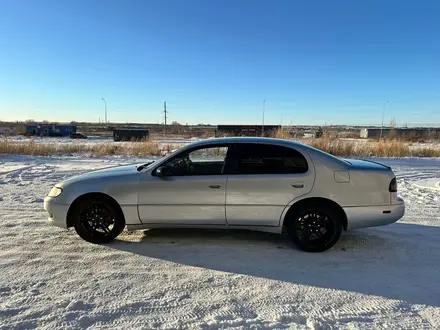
0 138 171 157
308 136 440 157
410 147 440 157
271 128 290 139
309 138 356 156
0 139 84 156
1 136 440 158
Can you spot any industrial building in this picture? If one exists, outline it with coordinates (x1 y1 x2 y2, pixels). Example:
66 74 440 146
360 128 440 139
0 123 26 135
0 126 14 135
26 124 77 137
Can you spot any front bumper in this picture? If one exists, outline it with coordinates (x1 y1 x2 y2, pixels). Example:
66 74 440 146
44 196 69 229
344 198 405 230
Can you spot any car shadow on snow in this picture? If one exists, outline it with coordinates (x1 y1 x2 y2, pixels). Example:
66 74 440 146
110 223 440 307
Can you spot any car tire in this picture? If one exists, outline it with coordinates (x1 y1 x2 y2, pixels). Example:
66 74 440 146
71 196 125 244
286 204 342 252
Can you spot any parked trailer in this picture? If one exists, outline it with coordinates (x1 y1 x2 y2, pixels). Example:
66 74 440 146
113 129 149 142
26 124 76 137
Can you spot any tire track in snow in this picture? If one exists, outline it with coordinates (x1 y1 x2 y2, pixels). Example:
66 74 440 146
0 164 39 186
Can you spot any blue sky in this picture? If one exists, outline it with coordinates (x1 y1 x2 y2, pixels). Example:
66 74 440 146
0 0 439 125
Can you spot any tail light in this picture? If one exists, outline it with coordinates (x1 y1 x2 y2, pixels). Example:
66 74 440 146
389 178 397 192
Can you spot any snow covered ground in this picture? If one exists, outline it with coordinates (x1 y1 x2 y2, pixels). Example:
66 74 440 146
0 155 440 329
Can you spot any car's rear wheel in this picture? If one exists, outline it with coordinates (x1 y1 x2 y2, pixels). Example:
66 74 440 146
287 205 342 252
71 196 125 244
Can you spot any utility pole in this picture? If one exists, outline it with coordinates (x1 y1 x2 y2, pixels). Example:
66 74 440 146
101 98 107 124
380 100 389 139
164 101 168 135
262 99 265 137
280 115 283 137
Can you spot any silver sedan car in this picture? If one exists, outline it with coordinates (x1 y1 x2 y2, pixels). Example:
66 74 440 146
44 137 404 252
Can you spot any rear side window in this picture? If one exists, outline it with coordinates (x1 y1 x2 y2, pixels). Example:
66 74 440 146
236 144 308 174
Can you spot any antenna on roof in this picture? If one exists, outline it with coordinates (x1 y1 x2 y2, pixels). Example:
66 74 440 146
262 99 265 137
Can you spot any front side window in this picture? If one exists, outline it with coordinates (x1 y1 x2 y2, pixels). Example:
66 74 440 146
164 146 228 176
236 144 308 174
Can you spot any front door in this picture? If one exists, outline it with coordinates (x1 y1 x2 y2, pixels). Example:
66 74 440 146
138 145 230 225
226 143 314 226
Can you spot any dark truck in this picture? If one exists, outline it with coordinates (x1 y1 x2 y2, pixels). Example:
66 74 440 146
70 133 87 139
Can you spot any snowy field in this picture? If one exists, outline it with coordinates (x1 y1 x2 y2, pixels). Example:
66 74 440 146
2 135 205 146
4 135 440 153
0 155 440 329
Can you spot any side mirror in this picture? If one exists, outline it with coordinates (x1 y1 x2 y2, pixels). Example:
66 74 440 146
155 166 172 177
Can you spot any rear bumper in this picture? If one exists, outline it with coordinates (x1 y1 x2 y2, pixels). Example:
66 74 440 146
44 197 69 229
344 198 405 230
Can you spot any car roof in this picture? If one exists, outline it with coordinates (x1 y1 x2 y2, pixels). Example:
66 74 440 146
188 137 305 148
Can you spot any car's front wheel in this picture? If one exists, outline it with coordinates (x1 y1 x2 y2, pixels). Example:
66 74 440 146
71 196 125 244
287 204 342 252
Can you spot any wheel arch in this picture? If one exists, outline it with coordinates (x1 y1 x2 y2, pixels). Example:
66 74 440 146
66 192 126 228
282 197 347 231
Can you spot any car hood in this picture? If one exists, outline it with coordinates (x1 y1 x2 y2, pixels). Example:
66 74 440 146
59 164 142 185
344 158 391 171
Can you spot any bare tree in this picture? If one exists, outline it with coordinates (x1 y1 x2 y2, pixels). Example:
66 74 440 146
170 121 184 134
388 117 397 139
389 117 397 128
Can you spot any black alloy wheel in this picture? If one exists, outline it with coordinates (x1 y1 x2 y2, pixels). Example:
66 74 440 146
72 197 125 244
288 206 342 252
79 203 116 237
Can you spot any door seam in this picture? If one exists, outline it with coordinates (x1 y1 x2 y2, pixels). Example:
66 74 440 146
225 175 229 225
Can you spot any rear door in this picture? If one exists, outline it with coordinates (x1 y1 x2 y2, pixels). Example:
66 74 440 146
226 143 314 226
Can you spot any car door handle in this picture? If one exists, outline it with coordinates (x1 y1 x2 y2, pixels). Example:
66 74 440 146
291 183 304 188
209 185 222 189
